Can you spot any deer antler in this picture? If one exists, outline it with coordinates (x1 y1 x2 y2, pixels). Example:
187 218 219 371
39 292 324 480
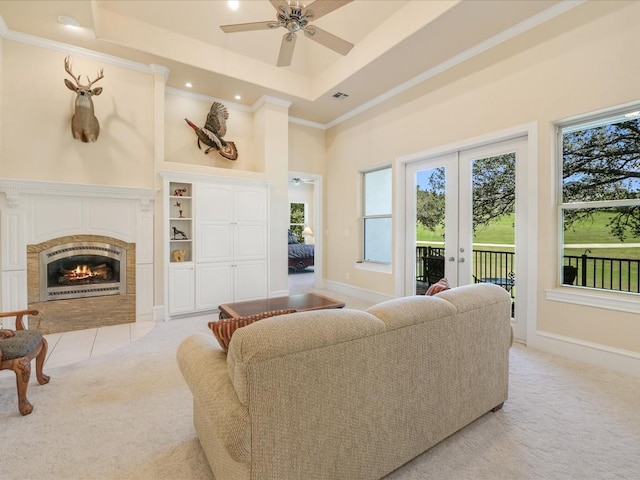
64 56 103 88
64 55 81 85
86 68 104 88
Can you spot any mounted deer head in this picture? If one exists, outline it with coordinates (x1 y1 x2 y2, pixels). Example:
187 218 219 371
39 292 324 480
64 56 104 143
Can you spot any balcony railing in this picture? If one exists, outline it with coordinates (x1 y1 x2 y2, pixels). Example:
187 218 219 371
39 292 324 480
417 246 640 295
564 253 640 293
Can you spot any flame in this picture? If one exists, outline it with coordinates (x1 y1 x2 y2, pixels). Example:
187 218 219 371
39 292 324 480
72 264 94 279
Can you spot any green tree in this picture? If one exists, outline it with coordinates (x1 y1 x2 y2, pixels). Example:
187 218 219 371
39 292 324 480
562 118 640 241
416 117 640 241
416 155 515 233
289 203 305 242
416 167 445 231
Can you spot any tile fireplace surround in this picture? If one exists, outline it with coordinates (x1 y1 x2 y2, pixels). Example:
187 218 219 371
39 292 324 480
0 179 155 333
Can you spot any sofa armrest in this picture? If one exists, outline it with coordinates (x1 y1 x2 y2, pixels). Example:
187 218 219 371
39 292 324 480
177 333 250 463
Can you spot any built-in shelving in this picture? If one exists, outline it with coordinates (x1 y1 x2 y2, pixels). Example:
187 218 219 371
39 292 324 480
169 182 192 263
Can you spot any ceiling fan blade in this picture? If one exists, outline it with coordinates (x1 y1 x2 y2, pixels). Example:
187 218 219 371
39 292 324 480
277 32 297 67
220 21 277 33
304 26 353 56
304 0 353 21
269 0 290 13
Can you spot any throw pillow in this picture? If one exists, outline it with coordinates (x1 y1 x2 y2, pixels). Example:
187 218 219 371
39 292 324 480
208 309 296 352
288 230 299 244
425 278 450 296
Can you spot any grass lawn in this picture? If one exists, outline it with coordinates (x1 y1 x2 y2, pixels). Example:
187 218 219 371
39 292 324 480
417 214 515 245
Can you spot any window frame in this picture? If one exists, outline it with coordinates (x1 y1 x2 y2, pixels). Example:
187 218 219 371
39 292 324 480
361 165 392 265
553 105 640 303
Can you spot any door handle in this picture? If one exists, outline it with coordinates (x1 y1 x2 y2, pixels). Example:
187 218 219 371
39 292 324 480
459 257 465 263
448 257 455 262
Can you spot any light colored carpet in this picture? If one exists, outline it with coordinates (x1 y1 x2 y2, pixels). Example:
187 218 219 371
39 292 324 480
1 315 639 480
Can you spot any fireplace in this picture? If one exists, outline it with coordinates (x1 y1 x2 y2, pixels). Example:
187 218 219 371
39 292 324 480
39 242 127 301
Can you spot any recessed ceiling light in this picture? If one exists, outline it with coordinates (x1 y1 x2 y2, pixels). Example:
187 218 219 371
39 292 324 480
228 1 240 11
57 15 80 28
234 95 242 100
185 82 193 88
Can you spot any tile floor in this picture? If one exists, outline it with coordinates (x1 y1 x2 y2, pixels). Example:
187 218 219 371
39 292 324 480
42 274 374 370
43 321 156 369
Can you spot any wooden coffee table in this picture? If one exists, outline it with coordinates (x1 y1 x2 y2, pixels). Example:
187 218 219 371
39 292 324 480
218 293 345 319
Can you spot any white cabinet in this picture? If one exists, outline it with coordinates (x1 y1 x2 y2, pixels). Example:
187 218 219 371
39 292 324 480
168 263 195 315
163 174 269 317
195 183 268 306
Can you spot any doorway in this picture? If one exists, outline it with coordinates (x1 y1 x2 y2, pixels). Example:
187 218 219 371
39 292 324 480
404 137 527 334
288 173 322 293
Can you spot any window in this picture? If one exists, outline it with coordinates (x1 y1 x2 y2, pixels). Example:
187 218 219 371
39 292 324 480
289 202 306 242
362 166 392 263
558 108 640 294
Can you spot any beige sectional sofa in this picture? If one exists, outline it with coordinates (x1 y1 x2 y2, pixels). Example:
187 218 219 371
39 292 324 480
177 283 512 480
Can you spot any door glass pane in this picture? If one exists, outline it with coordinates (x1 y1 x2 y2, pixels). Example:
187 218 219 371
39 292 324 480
471 154 516 303
415 166 445 294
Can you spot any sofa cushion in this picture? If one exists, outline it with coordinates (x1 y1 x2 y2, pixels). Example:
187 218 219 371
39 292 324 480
366 295 457 331
227 309 386 406
208 309 296 352
425 277 450 295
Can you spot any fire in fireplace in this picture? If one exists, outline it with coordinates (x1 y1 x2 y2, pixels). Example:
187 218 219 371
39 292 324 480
39 242 127 301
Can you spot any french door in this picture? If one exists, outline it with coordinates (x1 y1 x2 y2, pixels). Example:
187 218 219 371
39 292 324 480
405 137 526 322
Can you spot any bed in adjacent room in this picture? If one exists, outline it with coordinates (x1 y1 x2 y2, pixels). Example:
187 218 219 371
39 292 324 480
288 230 314 271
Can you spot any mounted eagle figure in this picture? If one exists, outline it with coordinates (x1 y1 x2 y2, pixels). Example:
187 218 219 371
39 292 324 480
184 102 238 160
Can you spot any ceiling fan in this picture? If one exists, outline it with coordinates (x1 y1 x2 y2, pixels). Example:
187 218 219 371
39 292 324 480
220 0 354 67
289 177 314 185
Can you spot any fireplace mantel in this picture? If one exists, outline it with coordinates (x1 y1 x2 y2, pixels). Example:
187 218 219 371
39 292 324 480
0 179 156 209
0 179 156 326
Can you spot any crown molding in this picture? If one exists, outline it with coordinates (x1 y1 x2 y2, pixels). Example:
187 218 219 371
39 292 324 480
0 14 163 75
150 64 170 82
252 95 292 111
289 116 326 130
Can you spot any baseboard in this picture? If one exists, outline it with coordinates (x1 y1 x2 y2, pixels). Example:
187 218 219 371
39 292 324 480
323 280 394 304
529 330 640 378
